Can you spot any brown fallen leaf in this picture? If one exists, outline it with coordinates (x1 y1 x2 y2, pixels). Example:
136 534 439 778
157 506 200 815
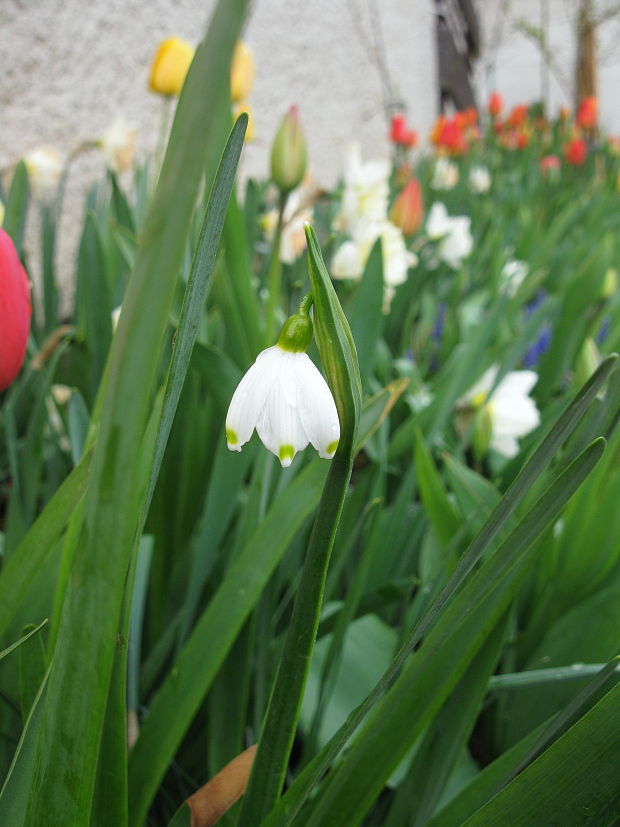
186 744 257 827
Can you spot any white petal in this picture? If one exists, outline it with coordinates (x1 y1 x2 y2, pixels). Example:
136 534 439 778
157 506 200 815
225 346 282 451
256 351 309 466
332 240 364 280
426 202 450 239
295 355 340 458
490 432 520 458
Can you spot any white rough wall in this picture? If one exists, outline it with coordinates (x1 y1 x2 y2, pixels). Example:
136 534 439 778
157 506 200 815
474 0 620 132
0 0 436 302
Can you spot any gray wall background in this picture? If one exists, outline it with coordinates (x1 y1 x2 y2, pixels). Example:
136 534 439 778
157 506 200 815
3 0 620 301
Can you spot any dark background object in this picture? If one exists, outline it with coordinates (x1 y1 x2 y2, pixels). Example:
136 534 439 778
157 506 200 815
436 0 480 111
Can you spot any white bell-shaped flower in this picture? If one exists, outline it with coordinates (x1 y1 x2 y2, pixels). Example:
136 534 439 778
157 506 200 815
226 299 340 467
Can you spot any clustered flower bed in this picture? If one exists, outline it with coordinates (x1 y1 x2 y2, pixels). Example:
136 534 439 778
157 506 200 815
1 6 620 826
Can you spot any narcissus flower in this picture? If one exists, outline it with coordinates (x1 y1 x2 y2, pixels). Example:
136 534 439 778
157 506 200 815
98 118 137 173
231 41 255 102
332 218 418 309
0 228 31 391
426 202 473 269
336 143 390 234
23 147 63 199
430 157 459 190
461 366 540 458
149 37 194 96
564 137 587 165
468 165 491 193
226 298 339 467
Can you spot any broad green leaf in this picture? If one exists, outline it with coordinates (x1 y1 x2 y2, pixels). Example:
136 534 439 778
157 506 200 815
3 161 29 251
0 452 91 641
414 429 461 546
266 433 606 827
301 440 605 826
16 4 250 824
348 237 384 388
128 379 388 824
463 681 620 826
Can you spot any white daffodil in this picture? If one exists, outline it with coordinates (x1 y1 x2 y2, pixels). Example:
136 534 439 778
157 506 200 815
501 258 529 296
336 143 390 234
462 366 540 458
426 202 473 269
468 165 491 194
23 147 63 199
262 185 314 265
331 218 418 311
226 299 340 467
99 118 137 174
430 158 459 191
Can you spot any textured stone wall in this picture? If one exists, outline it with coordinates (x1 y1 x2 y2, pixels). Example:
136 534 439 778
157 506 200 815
1 0 436 303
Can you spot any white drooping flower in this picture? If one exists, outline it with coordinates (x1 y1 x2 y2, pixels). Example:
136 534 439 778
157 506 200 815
336 143 390 234
430 158 459 190
226 345 340 468
99 118 137 174
468 165 491 194
501 258 529 296
426 202 473 269
23 147 63 199
462 366 540 458
331 218 418 310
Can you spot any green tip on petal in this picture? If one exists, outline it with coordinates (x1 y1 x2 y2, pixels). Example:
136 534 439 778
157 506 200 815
279 444 295 467
226 427 241 451
326 439 339 456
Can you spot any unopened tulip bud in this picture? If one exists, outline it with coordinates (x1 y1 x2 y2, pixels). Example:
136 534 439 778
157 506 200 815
602 268 617 299
575 337 601 388
270 105 307 194
231 41 255 102
390 179 423 236
0 228 31 391
149 37 194 96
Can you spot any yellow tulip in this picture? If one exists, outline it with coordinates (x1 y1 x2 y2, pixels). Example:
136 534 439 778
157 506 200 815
231 41 255 102
234 102 255 142
149 37 194 96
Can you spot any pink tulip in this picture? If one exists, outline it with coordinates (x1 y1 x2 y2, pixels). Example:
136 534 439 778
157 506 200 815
0 228 31 391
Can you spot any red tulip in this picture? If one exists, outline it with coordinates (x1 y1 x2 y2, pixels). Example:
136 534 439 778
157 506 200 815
488 91 503 118
390 113 418 148
564 137 587 165
390 178 423 236
576 96 597 130
507 104 529 128
0 228 31 391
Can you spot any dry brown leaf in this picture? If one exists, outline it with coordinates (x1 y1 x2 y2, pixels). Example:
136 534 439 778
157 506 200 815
186 744 257 827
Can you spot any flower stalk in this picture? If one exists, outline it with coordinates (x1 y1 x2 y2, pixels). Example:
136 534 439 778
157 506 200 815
237 226 361 824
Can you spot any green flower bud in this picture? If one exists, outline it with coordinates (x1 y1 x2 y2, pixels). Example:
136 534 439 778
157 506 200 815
270 105 307 194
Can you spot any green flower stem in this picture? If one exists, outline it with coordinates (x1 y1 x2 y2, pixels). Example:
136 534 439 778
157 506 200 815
237 453 354 825
238 225 361 825
265 192 288 345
